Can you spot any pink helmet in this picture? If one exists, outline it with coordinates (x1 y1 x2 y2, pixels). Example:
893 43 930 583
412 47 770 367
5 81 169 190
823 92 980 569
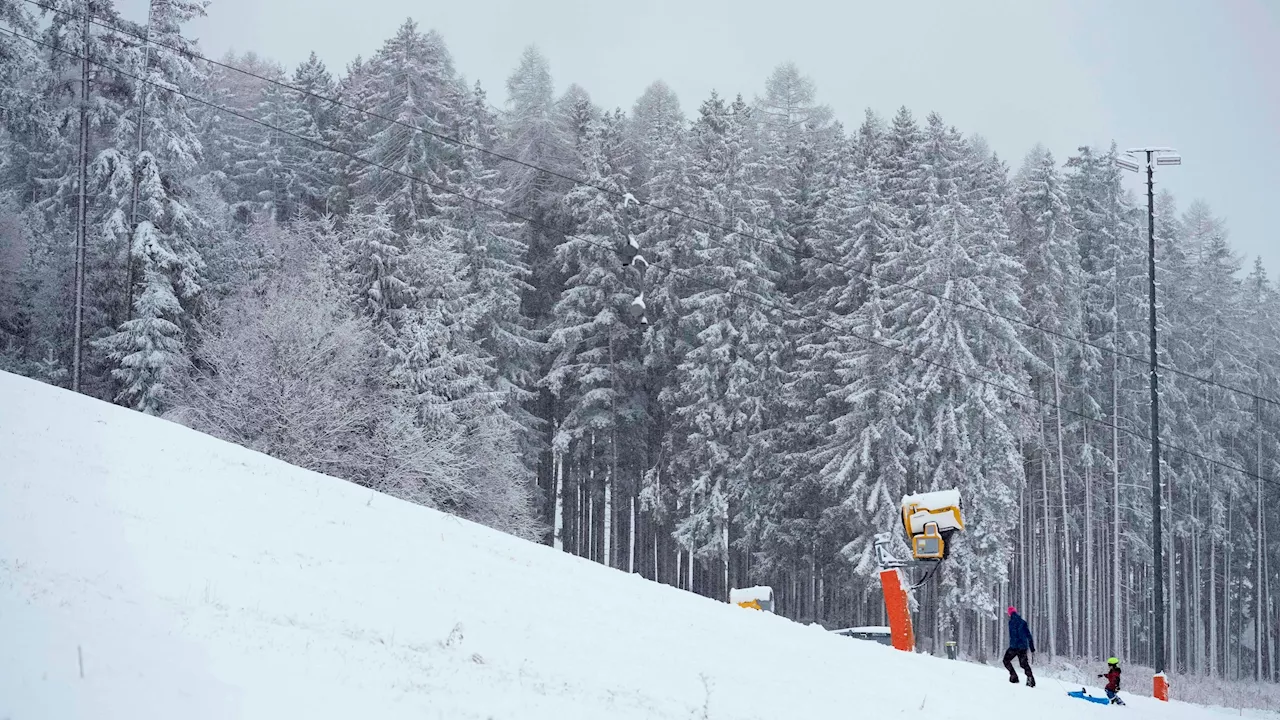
1007 606 1017 616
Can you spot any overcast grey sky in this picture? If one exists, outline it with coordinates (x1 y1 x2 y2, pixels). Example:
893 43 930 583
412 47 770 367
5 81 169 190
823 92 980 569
119 0 1280 274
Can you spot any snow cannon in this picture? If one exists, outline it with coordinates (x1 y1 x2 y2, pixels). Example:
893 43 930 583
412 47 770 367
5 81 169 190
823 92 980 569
900 489 964 561
729 586 774 613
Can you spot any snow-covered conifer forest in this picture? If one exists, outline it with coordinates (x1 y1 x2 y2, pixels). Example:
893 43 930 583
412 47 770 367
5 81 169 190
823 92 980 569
1 0 1276 683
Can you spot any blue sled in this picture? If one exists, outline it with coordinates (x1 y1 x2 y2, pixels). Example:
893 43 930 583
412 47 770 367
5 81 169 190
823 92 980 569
1068 690 1112 705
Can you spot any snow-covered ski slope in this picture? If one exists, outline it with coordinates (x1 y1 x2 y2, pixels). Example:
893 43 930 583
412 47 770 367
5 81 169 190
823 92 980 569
0 371 1244 719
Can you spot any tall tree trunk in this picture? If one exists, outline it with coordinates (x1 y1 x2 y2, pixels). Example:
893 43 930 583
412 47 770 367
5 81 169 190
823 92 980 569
1267 497 1276 682
603 461 612 568
605 339 616 569
1039 410 1057 656
1052 353 1075 658
653 515 659 581
72 7 91 393
687 537 694 592
1187 525 1198 671
809 546 816 620
1257 396 1264 681
1020 480 1029 618
1226 494 1233 679
721 505 730 600
1211 528 1219 677
629 493 636 574
1085 421 1095 660
1112 346 1122 659
552 425 564 551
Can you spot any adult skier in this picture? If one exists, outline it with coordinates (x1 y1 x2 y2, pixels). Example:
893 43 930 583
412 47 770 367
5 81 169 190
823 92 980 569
1003 606 1036 687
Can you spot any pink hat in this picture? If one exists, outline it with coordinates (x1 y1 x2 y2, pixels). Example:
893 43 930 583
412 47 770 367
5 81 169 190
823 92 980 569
1007 606 1017 615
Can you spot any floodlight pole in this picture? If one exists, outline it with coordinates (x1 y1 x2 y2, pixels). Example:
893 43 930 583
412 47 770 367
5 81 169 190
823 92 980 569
1143 149 1164 689
1119 146 1178 702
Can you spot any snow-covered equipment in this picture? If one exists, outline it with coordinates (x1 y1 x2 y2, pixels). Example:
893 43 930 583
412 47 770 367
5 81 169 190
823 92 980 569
899 489 963 560
729 586 773 612
871 489 965 654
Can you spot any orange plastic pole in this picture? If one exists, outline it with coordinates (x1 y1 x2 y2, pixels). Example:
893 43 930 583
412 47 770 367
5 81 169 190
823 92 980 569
1153 673 1169 702
879 568 914 652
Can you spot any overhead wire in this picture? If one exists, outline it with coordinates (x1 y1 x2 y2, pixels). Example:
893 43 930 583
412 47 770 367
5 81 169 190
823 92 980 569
19 0 1280 412
4 23 1278 490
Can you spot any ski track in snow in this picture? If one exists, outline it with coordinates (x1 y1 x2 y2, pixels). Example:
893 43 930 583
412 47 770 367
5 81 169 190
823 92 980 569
0 370 1267 719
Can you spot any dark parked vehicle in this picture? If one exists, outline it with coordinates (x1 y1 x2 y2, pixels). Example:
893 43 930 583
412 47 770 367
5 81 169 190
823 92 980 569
831 626 893 646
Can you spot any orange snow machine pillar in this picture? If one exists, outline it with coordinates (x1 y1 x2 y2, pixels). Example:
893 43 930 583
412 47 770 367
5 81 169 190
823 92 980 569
1153 673 1169 702
879 568 914 652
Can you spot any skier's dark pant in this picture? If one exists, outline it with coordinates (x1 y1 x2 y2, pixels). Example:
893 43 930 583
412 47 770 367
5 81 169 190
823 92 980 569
1002 648 1034 681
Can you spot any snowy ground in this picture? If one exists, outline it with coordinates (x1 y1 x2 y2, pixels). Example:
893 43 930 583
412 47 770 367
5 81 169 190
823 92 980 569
1027 656 1280 717
0 370 1266 719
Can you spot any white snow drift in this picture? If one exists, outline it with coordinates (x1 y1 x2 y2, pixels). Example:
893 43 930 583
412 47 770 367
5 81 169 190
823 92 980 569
0 371 1251 718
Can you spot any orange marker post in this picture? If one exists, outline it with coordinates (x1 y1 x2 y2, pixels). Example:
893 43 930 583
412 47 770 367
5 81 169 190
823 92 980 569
879 567 914 652
1153 673 1169 702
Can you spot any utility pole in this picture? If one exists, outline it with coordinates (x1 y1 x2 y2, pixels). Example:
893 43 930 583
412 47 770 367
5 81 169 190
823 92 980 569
1116 146 1181 702
72 2 92 392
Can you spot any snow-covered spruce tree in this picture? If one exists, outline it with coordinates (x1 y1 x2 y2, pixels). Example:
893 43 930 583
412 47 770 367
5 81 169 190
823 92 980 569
544 109 647 564
355 20 459 234
630 82 690 574
1065 142 1143 662
322 54 374 220
337 102 540 540
435 80 542 489
811 112 914 581
893 186 1030 639
289 52 337 218
388 297 541 540
1149 189 1203 676
0 0 49 202
882 106 928 233
628 80 683 193
501 45 573 327
1009 143 1080 655
661 93 787 596
94 0 210 413
292 51 338 141
339 201 411 333
32 0 150 398
228 76 325 222
752 63 837 297
1163 199 1253 676
381 214 541 540
194 52 269 208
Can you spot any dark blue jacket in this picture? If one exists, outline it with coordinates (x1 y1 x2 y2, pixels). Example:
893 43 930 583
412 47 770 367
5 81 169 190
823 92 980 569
1008 612 1035 651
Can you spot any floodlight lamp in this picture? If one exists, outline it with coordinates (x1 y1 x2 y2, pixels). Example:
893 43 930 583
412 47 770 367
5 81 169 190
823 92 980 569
1115 155 1141 173
1155 155 1182 166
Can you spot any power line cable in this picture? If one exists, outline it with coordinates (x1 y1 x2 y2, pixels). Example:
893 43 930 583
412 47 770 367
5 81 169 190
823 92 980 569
5 23 1277 489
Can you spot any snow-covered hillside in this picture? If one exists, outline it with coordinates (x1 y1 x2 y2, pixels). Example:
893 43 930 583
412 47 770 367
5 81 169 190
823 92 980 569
0 371 1254 719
